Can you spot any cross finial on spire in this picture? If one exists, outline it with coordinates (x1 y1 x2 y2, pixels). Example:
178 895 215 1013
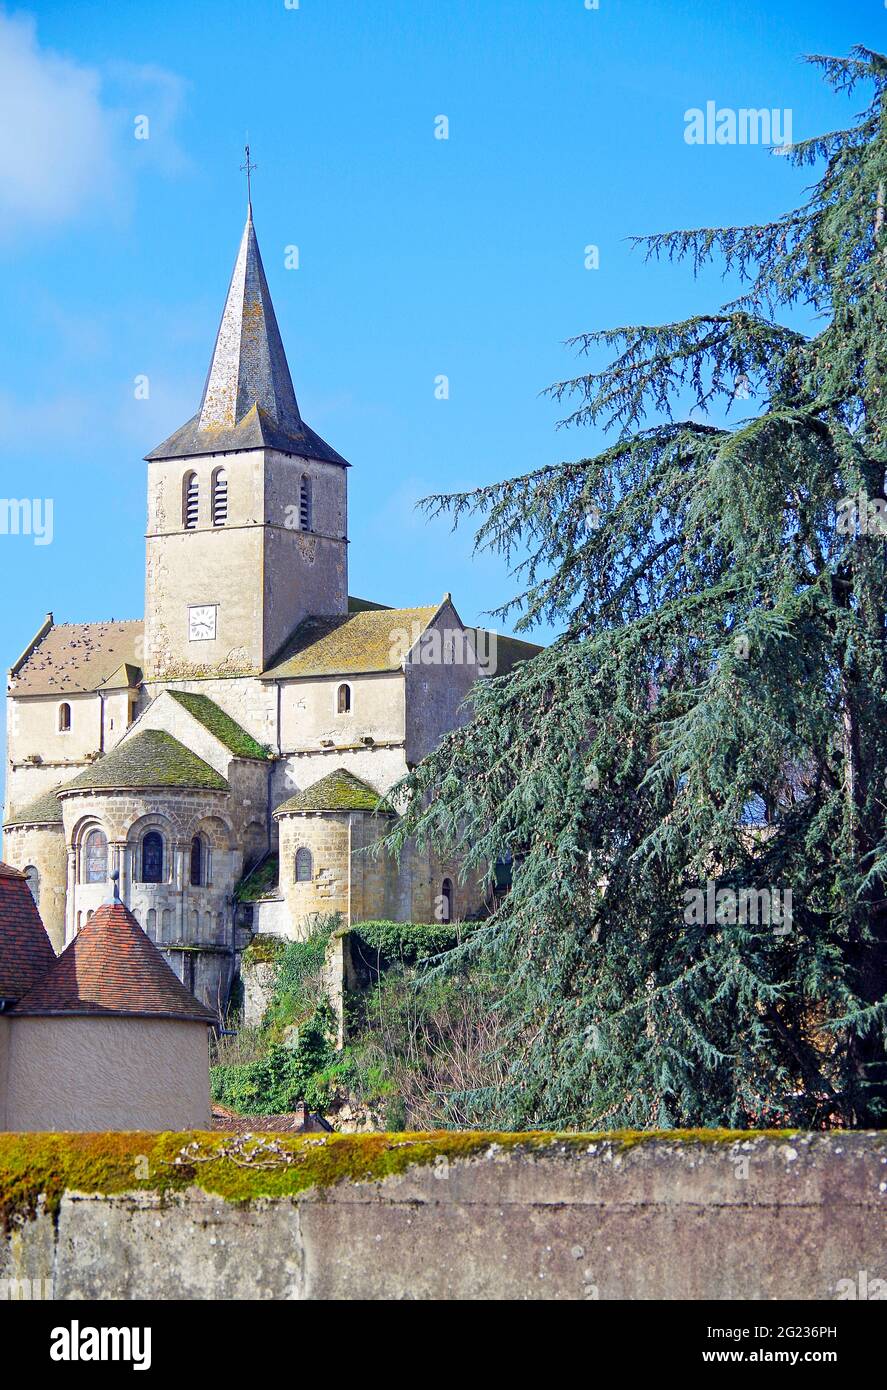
240 143 257 211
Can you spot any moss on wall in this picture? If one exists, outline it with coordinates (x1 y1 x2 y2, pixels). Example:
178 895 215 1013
0 1128 801 1230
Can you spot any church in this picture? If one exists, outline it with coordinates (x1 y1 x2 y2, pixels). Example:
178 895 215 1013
2 197 538 1016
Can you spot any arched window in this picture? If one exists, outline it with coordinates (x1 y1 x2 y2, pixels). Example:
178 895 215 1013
58 702 71 732
24 865 39 906
440 878 454 923
295 847 313 883
190 835 204 887
140 831 164 884
336 682 352 714
299 475 312 531
183 471 199 529
82 829 108 884
212 468 228 527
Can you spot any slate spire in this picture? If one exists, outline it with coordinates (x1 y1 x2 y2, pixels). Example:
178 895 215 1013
146 205 348 465
196 203 303 437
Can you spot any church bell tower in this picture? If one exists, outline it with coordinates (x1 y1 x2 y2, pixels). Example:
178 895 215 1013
143 186 349 682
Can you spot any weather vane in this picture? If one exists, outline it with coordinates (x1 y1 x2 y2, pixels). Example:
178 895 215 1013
240 143 257 207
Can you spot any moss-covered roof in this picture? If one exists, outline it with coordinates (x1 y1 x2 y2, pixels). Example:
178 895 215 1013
274 768 393 817
3 785 65 829
167 690 271 760
58 730 228 796
262 605 440 679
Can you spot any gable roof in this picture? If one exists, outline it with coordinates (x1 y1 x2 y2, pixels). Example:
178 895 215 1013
262 605 440 680
146 207 346 467
57 729 228 796
3 785 65 830
9 619 143 696
0 862 57 1003
12 898 216 1022
274 767 394 816
166 690 271 760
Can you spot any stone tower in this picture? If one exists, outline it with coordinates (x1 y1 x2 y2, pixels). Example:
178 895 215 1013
143 202 350 682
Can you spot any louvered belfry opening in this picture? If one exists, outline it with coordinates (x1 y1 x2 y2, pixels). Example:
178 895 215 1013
212 468 228 527
299 474 312 531
183 472 199 529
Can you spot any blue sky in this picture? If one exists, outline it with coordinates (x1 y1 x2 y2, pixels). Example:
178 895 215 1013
0 0 880 803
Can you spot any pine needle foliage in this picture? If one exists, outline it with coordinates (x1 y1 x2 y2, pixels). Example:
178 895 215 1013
385 49 887 1130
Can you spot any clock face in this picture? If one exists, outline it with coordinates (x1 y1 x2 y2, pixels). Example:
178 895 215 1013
188 605 217 641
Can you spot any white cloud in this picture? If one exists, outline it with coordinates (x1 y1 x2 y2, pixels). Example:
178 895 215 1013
0 9 188 230
0 10 114 224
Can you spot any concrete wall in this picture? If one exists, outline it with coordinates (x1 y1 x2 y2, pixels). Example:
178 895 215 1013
0 1132 884 1299
3 1016 210 1131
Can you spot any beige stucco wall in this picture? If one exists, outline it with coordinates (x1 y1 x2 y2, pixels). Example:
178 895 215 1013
3 1015 211 1131
1 823 66 953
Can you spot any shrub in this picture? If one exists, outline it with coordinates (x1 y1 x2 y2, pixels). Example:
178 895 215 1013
211 1002 337 1114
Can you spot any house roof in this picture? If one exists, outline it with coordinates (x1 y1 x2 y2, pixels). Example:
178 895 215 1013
0 862 57 1002
274 767 393 817
11 897 216 1022
262 605 440 680
147 206 346 467
57 729 228 796
166 690 271 760
3 785 64 829
8 619 144 696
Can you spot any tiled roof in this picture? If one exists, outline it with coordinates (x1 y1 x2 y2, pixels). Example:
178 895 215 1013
58 729 228 795
167 690 271 760
0 862 57 1002
9 619 143 696
274 767 393 816
12 898 216 1022
263 605 440 680
3 785 65 829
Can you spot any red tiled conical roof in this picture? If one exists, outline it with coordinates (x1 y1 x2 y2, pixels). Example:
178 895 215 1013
12 898 216 1023
0 861 56 1002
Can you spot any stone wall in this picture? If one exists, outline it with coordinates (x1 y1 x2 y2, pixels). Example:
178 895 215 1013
1 823 67 953
276 809 488 940
0 1131 884 1299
